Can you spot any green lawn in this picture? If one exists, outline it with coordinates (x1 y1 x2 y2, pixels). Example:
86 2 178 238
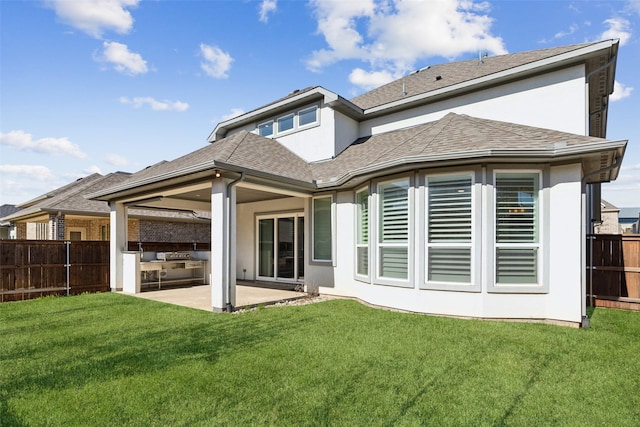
1 293 639 426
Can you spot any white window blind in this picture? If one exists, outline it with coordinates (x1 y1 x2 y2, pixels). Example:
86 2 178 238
356 189 369 276
313 196 332 261
427 175 472 283
378 180 409 280
495 173 539 285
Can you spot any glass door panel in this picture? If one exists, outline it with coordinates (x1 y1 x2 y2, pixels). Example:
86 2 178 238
277 217 295 279
297 217 304 280
258 219 274 278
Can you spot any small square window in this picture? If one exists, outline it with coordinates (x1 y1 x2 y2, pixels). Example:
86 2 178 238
258 121 273 137
277 114 294 133
299 107 317 127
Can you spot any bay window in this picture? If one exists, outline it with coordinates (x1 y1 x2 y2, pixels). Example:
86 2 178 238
377 179 410 282
494 172 541 287
355 188 369 278
425 174 473 286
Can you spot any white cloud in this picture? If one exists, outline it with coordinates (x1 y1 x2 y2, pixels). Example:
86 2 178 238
105 153 129 166
259 0 277 23
610 81 633 102
0 165 55 181
200 43 233 79
306 0 507 86
119 96 189 111
600 18 632 46
221 108 245 121
349 68 396 91
0 165 59 205
95 41 148 75
45 0 139 39
0 130 87 159
626 0 640 15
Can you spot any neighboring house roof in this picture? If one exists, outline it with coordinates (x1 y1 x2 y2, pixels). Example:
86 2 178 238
600 199 619 212
89 113 626 200
0 204 20 225
619 207 640 221
2 172 210 223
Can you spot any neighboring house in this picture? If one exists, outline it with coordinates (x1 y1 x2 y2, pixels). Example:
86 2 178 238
595 199 621 234
1 172 211 243
90 40 627 326
0 204 20 239
619 208 640 234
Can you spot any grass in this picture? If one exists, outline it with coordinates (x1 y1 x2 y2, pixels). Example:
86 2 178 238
1 293 639 426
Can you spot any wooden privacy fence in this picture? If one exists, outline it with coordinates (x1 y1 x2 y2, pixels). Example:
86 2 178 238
0 240 109 302
0 241 212 302
587 234 640 310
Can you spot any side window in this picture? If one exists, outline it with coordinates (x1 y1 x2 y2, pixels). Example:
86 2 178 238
355 188 369 277
312 196 332 262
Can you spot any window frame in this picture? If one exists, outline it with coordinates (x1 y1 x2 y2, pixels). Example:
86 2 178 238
257 120 274 137
311 195 333 264
297 106 318 128
489 168 548 294
421 171 481 292
276 113 295 134
354 186 370 281
373 175 413 288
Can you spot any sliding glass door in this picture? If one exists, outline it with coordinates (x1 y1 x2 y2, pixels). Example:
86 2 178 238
257 213 304 282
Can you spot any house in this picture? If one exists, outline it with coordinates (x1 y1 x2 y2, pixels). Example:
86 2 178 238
594 199 621 234
1 172 211 243
89 39 627 326
0 204 20 239
619 208 640 234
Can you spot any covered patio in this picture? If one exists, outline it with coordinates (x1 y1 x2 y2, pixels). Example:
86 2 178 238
130 283 307 311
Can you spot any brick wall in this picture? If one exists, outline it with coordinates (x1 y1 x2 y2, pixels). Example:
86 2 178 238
139 220 210 243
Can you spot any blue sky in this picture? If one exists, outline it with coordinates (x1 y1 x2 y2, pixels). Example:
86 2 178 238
1 0 639 207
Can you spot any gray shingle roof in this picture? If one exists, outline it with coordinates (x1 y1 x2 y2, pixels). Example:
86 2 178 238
311 112 614 185
350 42 601 110
112 130 314 190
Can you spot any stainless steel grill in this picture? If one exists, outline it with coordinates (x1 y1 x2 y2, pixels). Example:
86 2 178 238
156 252 192 261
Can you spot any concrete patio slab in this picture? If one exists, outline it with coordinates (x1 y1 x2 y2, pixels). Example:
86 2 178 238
128 284 305 311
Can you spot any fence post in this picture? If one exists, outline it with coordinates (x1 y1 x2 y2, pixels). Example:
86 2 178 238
65 241 70 296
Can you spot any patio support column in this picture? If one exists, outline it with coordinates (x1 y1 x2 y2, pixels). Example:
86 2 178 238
211 178 236 312
109 201 128 291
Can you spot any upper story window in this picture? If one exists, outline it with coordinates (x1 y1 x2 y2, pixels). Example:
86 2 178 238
277 114 294 133
298 106 318 127
258 121 274 137
255 105 319 137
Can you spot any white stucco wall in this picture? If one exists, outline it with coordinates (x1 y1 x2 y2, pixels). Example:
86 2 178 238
359 65 587 138
312 163 585 325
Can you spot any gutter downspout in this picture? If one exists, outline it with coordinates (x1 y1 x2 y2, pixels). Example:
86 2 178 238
580 154 623 328
225 171 245 312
